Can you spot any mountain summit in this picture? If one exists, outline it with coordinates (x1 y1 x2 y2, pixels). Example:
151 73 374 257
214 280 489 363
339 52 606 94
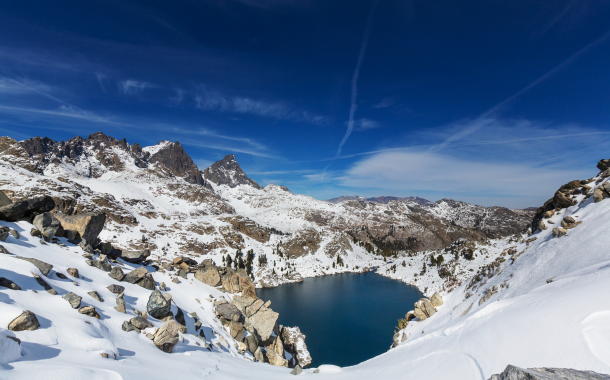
202 154 262 189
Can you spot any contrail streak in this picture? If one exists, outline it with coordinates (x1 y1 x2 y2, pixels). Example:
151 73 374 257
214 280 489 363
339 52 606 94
429 29 610 152
336 0 378 158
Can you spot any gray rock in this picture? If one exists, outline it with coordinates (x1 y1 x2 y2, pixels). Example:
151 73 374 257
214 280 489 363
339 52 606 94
122 320 135 332
88 291 104 302
124 267 155 289
86 259 112 272
54 212 106 246
15 257 53 276
130 316 153 330
9 229 19 239
108 266 125 281
0 227 8 241
32 272 57 295
194 265 221 287
253 347 265 363
0 277 21 290
216 302 243 322
0 191 12 207
245 333 258 354
153 320 181 353
8 310 40 331
290 365 303 375
115 296 126 313
33 213 64 241
0 245 10 254
552 227 568 238
0 196 55 222
107 284 125 294
30 228 42 238
430 293 444 307
229 320 244 341
147 290 171 319
78 306 101 319
488 365 610 380
62 292 82 309
67 268 79 278
246 304 279 343
281 326 312 368
121 249 151 263
413 298 437 321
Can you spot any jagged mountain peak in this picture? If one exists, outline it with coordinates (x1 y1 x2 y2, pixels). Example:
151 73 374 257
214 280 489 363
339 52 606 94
0 133 210 187
203 154 262 189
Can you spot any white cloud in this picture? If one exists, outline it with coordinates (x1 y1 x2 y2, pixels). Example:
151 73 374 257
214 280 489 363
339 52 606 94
354 118 381 131
193 86 328 124
337 150 584 207
96 73 108 93
372 97 394 108
119 79 155 95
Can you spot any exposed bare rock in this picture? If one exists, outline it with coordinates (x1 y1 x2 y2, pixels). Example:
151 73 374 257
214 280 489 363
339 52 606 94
281 326 312 368
488 364 610 380
0 277 21 290
552 228 568 238
0 196 55 222
62 292 82 309
282 229 322 259
222 216 270 243
78 306 101 319
147 290 172 319
153 320 181 353
430 293 444 307
203 154 262 189
8 311 40 331
15 257 53 276
32 213 63 241
121 249 151 264
194 265 221 287
54 212 105 244
413 298 436 321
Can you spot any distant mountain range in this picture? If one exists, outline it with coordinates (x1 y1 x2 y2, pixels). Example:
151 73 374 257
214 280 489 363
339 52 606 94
325 195 433 206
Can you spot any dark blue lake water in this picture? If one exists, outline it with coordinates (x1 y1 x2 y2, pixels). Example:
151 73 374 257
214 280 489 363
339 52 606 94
258 272 423 367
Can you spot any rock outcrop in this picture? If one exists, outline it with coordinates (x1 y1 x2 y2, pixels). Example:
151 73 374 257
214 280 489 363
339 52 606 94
32 213 63 241
54 212 105 244
281 326 312 368
202 154 262 189
0 196 55 222
413 298 437 321
194 265 221 287
488 364 610 380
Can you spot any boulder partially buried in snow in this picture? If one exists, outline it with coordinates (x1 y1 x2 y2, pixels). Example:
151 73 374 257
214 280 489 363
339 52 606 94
194 265 221 287
0 328 21 363
147 290 171 319
8 311 40 331
32 213 63 241
487 364 610 380
246 303 279 343
153 320 181 353
54 212 105 244
121 249 151 263
0 196 55 222
14 257 53 276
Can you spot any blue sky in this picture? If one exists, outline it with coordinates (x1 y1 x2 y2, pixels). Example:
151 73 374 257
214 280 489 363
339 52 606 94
1 0 609 208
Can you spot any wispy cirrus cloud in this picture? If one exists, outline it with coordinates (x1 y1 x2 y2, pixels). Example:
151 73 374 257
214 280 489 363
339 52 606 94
118 79 156 95
372 97 394 108
354 118 381 131
193 86 328 124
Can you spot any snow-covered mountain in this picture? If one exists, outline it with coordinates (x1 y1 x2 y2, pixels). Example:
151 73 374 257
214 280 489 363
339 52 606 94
0 131 609 379
0 133 532 288
325 195 432 206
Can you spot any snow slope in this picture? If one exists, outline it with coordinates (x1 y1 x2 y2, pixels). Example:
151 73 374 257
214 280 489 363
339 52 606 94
1 170 610 379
